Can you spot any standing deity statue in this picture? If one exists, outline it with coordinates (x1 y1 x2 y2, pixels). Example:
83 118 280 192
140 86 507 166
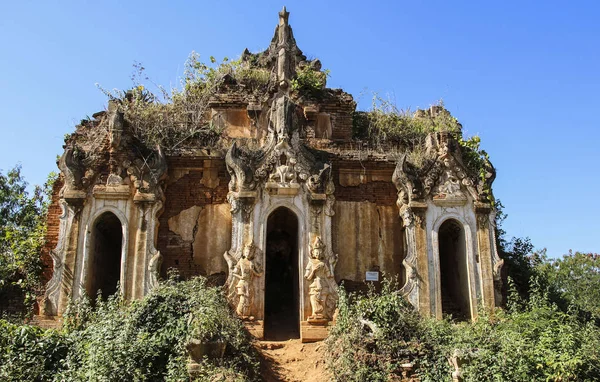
225 243 263 320
304 236 336 320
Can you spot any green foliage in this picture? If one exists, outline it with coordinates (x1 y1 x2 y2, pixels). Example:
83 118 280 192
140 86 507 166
491 199 541 301
326 279 450 382
0 167 57 315
352 96 493 184
231 65 271 93
291 66 329 99
327 277 600 382
501 236 536 300
0 320 69 381
537 250 600 321
352 96 461 146
446 280 600 381
92 52 276 153
0 276 259 381
458 134 491 188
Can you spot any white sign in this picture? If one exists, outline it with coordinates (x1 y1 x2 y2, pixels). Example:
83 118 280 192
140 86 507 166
365 271 379 282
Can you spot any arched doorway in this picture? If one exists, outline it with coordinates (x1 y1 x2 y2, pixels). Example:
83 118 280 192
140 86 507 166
264 207 299 340
438 219 471 320
86 212 123 301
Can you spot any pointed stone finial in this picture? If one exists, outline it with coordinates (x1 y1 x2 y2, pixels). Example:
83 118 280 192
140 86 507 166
279 6 289 26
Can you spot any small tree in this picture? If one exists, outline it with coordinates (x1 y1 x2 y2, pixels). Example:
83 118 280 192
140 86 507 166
0 166 56 315
537 250 600 320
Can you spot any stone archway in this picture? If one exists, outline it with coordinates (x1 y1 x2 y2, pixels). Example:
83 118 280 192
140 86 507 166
264 206 300 340
86 212 123 300
438 219 470 320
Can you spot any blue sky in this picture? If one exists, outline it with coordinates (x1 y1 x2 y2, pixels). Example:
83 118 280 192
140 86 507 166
0 1 598 257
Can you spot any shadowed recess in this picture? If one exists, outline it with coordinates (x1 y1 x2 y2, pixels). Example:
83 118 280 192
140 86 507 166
264 207 299 340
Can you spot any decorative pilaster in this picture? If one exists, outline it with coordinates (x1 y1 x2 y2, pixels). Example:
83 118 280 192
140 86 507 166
125 146 167 298
41 198 84 316
475 203 495 309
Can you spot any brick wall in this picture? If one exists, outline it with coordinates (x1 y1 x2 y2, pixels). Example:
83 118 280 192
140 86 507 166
40 175 65 286
157 157 229 280
332 160 397 205
321 90 355 141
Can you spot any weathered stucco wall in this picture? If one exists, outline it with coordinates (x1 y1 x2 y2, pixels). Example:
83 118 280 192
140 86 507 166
157 157 231 283
332 201 404 287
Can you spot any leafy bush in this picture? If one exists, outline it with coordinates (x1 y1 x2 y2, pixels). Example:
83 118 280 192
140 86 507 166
0 276 259 381
94 53 233 152
0 320 69 381
351 97 492 184
327 277 600 382
0 167 56 315
445 280 600 381
326 280 450 382
232 65 271 93
352 97 461 146
291 65 329 99
536 250 600 321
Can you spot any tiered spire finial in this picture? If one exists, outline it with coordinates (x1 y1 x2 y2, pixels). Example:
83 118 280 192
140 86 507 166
278 6 289 26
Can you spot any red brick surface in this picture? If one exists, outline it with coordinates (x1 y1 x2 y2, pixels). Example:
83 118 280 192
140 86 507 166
157 157 230 279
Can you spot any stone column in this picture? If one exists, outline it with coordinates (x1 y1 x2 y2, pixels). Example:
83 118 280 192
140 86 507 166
131 201 149 300
413 202 430 316
475 202 495 309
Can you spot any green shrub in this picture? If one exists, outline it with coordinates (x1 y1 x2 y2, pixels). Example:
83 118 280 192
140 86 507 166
327 277 600 382
291 66 329 99
352 97 461 146
326 280 450 382
0 167 56 316
536 250 600 321
0 276 259 381
0 320 69 381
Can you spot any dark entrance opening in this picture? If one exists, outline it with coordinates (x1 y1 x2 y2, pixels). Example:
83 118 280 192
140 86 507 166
86 212 123 301
439 219 471 320
264 207 299 340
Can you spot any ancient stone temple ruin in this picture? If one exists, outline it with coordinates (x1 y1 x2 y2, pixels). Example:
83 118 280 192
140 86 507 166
40 8 503 341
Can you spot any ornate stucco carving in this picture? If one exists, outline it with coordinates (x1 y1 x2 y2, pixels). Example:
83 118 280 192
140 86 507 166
40 200 81 315
307 163 331 194
58 145 95 200
305 236 338 320
392 154 424 208
225 141 259 193
226 94 330 192
107 100 124 150
393 131 502 312
394 132 493 208
124 146 167 200
224 242 263 320
147 250 163 291
398 206 420 308
107 100 125 185
220 9 339 335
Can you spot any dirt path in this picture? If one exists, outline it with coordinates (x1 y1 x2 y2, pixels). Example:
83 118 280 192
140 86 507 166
255 339 331 382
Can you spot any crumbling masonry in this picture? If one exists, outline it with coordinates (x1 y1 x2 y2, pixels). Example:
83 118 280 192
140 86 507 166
40 8 503 341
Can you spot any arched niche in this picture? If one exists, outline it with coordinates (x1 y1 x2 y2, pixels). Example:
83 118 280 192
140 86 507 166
438 218 471 320
264 206 300 340
85 211 124 301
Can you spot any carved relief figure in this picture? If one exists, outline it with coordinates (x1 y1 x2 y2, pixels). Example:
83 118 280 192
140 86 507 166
225 243 263 320
304 236 337 320
270 155 298 185
147 251 163 290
